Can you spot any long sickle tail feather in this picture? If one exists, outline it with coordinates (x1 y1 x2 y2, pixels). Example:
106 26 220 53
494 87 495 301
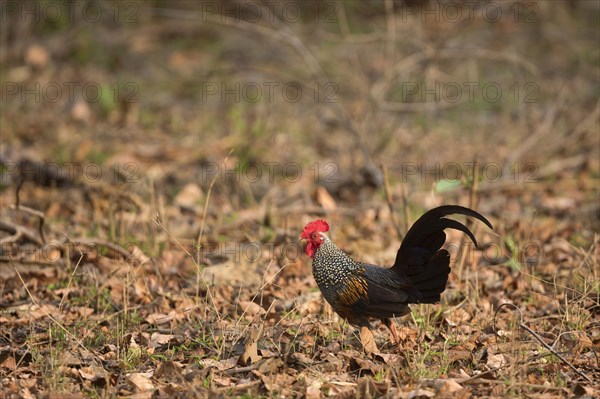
392 205 493 302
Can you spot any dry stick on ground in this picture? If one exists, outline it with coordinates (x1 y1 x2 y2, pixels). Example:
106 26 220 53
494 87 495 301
0 220 43 246
13 177 47 243
381 164 404 241
494 303 593 383
65 238 147 263
57 235 86 311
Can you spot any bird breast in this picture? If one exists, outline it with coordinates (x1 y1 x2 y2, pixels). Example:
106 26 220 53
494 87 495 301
312 241 361 289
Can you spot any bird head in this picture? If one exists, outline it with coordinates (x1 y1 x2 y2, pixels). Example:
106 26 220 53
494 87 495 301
301 219 330 258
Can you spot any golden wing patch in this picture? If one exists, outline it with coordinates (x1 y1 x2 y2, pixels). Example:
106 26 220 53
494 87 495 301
337 273 369 305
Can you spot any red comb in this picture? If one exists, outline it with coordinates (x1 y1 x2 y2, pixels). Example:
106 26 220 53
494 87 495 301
302 219 329 238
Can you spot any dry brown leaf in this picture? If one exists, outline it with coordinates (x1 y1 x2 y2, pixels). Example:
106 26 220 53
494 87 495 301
79 366 107 383
145 312 176 325
360 326 378 354
446 350 472 364
433 378 463 394
19 386 35 399
59 351 82 367
572 383 598 397
16 303 60 322
306 379 323 399
256 357 284 374
154 361 184 383
373 352 404 365
290 352 313 367
486 353 507 369
0 355 16 370
213 375 232 387
149 333 177 348
202 357 237 371
299 299 322 315
400 388 436 398
174 183 204 209
127 372 154 392
357 377 389 397
238 301 266 318
396 326 418 343
446 308 472 325
238 325 263 366
315 186 337 211
260 372 295 395
19 377 37 389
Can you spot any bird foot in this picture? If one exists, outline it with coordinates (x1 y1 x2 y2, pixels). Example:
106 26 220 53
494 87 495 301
360 326 378 354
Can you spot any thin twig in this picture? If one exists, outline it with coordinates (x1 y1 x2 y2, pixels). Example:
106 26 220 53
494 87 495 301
196 148 234 267
0 220 43 246
58 234 87 311
494 303 592 383
519 322 592 383
66 238 146 264
195 149 233 303
9 204 47 244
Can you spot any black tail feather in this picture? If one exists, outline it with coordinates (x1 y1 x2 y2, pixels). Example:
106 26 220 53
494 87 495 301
409 250 451 302
392 205 493 302
393 205 492 270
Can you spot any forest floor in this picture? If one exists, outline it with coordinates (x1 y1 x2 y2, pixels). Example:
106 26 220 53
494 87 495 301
1 1 599 398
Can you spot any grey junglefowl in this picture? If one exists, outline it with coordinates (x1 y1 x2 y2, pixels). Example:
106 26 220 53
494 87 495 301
302 205 493 351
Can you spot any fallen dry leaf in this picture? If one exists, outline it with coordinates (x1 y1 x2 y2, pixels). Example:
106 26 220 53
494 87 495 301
238 325 263 366
238 300 266 318
315 186 337 211
306 378 323 399
150 333 179 348
360 326 378 354
486 353 507 369
78 366 107 383
259 372 295 395
401 388 436 398
154 361 184 383
433 378 463 394
127 372 154 392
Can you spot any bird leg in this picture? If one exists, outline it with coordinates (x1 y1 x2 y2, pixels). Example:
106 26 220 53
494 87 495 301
359 325 378 354
384 318 400 345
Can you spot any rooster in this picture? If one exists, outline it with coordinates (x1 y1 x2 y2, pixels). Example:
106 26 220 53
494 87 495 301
302 205 493 351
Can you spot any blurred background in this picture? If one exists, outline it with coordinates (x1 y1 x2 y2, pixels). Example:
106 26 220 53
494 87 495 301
1 0 598 237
